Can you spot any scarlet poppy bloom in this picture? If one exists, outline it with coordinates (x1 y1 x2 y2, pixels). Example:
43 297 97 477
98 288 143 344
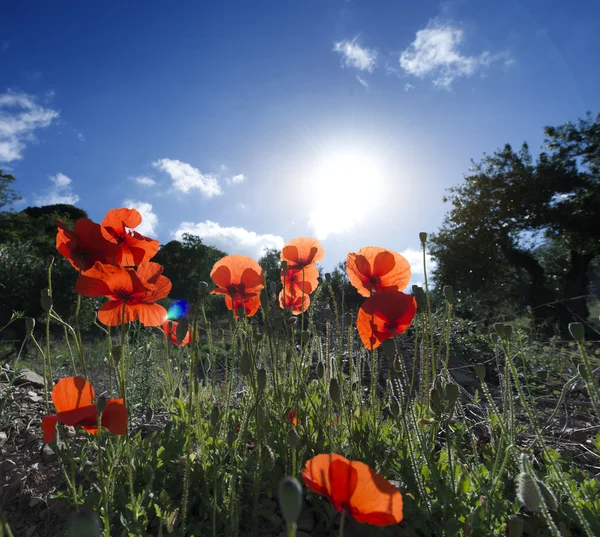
356 290 417 350
279 289 310 315
302 454 403 526
346 247 411 297
75 261 171 326
101 208 160 267
211 255 264 304
41 376 128 444
225 294 262 318
287 410 299 426
56 218 117 272
281 237 325 270
161 321 193 346
281 264 319 296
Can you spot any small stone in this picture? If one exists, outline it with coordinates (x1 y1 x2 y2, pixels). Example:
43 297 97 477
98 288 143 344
0 432 7 447
450 370 479 386
42 445 56 463
1 459 16 472
27 391 43 403
14 369 45 388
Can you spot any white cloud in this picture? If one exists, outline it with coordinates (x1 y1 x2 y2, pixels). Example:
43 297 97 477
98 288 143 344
399 22 508 88
153 158 222 197
134 176 156 186
333 39 377 72
0 90 59 162
123 199 158 236
173 220 284 258
404 83 415 91
400 248 437 289
34 173 80 206
74 130 85 142
231 173 246 184
356 75 368 88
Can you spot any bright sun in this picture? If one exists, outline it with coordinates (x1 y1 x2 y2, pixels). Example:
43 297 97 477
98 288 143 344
308 150 385 240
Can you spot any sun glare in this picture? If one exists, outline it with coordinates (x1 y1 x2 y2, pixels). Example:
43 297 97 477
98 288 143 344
308 150 385 240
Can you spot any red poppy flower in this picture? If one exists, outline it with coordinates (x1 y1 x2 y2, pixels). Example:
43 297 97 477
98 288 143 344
161 321 193 346
279 289 310 315
281 237 325 269
211 255 264 304
287 410 299 426
346 247 411 297
56 218 117 272
41 376 128 444
101 208 160 267
301 454 403 526
356 290 417 350
225 294 262 318
281 264 319 296
75 261 171 326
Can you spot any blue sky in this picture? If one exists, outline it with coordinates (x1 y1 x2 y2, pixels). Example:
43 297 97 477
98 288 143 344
1 1 599 279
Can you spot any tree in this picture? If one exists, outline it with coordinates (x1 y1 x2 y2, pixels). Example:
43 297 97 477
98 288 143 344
430 113 600 335
0 170 21 211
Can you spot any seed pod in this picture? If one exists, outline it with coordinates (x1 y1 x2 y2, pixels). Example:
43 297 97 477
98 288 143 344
287 428 299 450
257 368 267 391
569 322 585 343
412 285 427 311
210 406 220 427
287 316 297 325
446 383 460 407
262 444 275 470
503 323 513 339
175 318 189 343
240 351 251 376
494 323 506 339
474 364 486 381
430 386 443 416
25 317 35 333
344 312 353 326
419 232 428 244
389 397 400 417
96 395 108 415
197 281 209 297
41 289 53 312
443 285 454 302
278 477 303 526
329 378 341 404
316 361 325 379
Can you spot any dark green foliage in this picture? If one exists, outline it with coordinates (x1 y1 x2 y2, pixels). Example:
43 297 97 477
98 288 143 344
0 170 21 211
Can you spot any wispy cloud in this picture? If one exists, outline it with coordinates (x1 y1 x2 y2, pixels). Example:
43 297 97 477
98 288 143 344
34 173 79 206
123 199 158 236
134 176 156 187
400 248 436 288
356 75 369 89
74 130 85 142
404 83 415 92
0 90 59 162
173 220 283 258
333 39 377 72
231 173 246 184
153 158 222 197
399 22 509 88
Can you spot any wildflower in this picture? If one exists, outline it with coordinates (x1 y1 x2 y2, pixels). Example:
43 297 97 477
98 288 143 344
281 264 319 296
279 290 310 315
56 218 117 272
75 261 171 326
41 376 128 444
346 247 411 297
301 454 403 526
356 290 416 349
281 237 325 270
287 410 299 426
161 320 193 346
101 208 160 267
211 255 264 314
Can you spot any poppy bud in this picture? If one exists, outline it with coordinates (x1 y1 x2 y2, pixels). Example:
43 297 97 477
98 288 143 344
96 395 108 415
474 364 486 381
210 406 220 427
262 444 275 470
278 477 303 526
507 516 524 537
287 316 297 325
25 317 35 333
516 472 541 512
389 397 400 417
287 428 299 450
316 361 325 379
329 378 341 404
430 386 443 416
176 318 189 343
382 339 395 359
419 232 428 244
344 312 353 326
197 281 209 297
300 331 310 344
325 272 331 282
67 508 101 537
446 383 459 408
503 323 512 339
412 285 427 311
254 332 263 343
443 285 454 302
257 368 267 391
236 305 245 318
240 351 251 376
569 322 584 342
227 430 236 448
494 323 506 339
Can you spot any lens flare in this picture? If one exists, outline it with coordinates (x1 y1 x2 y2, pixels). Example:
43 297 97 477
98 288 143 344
167 300 190 320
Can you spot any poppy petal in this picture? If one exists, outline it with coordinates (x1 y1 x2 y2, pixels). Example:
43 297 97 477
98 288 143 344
100 398 128 436
328 458 359 512
41 415 60 444
52 376 95 413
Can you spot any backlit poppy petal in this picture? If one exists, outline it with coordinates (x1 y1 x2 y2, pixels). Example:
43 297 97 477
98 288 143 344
97 301 132 326
346 247 411 297
279 289 310 315
328 458 359 511
281 264 319 296
57 405 99 428
75 262 134 298
211 255 264 307
302 453 346 498
281 238 325 269
210 264 232 291
161 321 193 346
99 398 128 436
102 208 142 237
52 376 94 413
41 415 60 444
225 294 262 318
128 303 168 326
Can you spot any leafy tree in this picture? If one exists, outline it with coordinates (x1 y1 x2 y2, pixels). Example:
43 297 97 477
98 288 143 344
430 113 600 335
0 170 21 210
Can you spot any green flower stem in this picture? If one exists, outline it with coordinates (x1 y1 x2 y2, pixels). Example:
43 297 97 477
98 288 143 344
575 340 600 422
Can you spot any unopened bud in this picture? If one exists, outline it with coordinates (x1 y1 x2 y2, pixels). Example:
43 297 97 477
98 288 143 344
446 383 459 407
262 444 275 470
197 281 209 297
227 430 236 448
412 285 426 311
316 361 325 379
474 364 486 381
278 477 303 526
329 378 341 404
443 285 454 302
344 312 353 326
210 406 220 427
389 397 400 417
40 288 52 312
569 322 585 343
419 232 428 244
287 428 299 450
287 316 297 325
240 351 251 376
257 368 267 391
507 516 524 537
96 395 108 415
430 387 443 415
324 273 331 282
516 472 541 512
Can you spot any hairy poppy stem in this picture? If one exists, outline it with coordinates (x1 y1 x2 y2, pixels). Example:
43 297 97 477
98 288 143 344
338 509 347 537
